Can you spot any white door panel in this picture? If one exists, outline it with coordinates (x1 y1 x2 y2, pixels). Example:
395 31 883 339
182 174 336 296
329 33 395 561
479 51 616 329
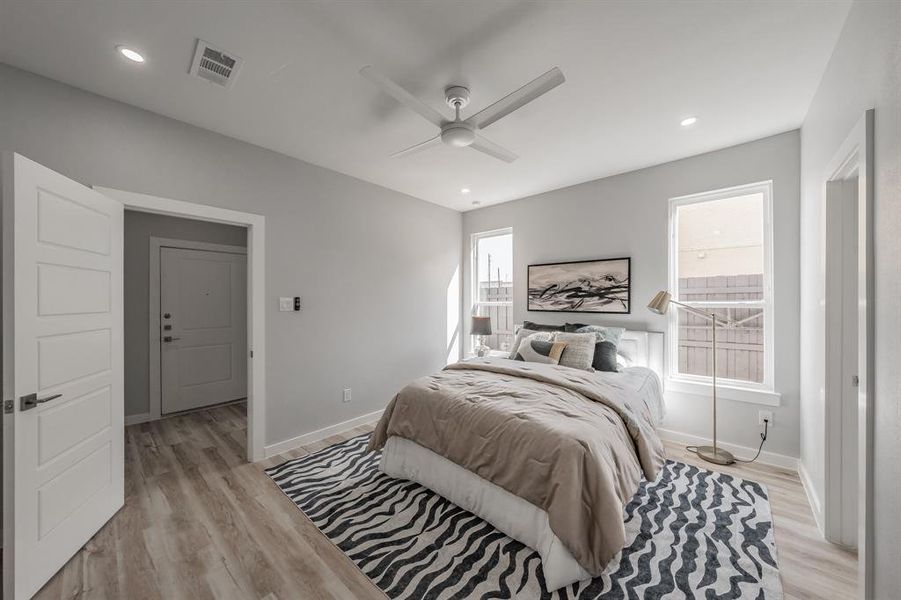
160 247 246 414
3 153 124 600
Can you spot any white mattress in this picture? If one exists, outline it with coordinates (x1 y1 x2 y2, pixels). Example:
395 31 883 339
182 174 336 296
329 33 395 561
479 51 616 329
378 365 665 592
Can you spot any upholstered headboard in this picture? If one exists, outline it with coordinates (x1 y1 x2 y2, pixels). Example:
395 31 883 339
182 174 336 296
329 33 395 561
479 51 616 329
617 330 665 385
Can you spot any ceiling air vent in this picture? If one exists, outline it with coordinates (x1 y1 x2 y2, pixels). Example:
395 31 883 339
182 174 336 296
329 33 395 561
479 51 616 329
189 39 243 88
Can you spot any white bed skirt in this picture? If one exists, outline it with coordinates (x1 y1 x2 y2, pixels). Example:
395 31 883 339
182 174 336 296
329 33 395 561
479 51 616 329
379 436 591 592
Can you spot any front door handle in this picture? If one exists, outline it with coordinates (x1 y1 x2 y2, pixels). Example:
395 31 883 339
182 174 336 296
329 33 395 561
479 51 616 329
20 393 63 411
162 336 181 342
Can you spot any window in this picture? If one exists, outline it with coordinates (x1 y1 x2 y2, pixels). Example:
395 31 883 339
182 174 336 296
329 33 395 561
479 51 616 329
471 228 513 352
668 182 774 394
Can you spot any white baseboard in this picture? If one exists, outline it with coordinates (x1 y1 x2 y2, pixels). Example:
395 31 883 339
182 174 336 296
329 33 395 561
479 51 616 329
657 427 799 471
263 409 384 459
124 412 153 426
798 460 825 535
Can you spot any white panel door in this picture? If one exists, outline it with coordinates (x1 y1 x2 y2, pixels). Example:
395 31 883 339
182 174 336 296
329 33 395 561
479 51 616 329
160 247 247 414
2 153 124 600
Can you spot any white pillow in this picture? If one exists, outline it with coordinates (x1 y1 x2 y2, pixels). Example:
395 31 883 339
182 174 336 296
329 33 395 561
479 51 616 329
514 333 568 365
508 328 552 359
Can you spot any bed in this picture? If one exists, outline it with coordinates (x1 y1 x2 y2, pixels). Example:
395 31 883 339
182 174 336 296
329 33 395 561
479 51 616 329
369 329 666 592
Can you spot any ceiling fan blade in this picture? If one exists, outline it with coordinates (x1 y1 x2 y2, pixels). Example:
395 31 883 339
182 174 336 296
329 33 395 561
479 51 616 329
360 66 446 128
390 135 442 158
469 134 518 163
466 67 565 130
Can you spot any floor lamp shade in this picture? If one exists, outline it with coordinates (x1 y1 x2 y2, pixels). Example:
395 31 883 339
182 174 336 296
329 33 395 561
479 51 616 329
647 290 672 315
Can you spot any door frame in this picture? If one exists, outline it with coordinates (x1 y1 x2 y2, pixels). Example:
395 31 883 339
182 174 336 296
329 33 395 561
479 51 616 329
95 187 266 462
148 237 247 423
821 109 874 598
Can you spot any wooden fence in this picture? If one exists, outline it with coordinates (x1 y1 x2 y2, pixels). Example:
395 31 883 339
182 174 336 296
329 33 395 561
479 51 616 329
677 274 764 383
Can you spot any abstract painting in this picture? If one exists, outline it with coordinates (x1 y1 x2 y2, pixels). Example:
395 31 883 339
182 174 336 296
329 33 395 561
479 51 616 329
528 257 630 313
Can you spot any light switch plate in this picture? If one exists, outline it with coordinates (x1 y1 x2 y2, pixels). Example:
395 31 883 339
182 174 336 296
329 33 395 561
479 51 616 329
279 297 293 312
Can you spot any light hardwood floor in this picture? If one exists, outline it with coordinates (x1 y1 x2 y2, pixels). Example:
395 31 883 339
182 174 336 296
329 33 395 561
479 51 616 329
31 402 857 599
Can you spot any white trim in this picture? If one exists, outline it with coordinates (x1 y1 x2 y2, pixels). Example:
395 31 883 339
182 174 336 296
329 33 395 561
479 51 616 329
667 180 776 396
124 413 153 426
666 377 781 406
148 237 247 423
657 427 798 471
799 459 825 535
94 187 267 463
263 409 384 459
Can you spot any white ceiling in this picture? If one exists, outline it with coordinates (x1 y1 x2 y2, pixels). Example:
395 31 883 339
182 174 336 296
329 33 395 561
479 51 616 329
0 1 851 211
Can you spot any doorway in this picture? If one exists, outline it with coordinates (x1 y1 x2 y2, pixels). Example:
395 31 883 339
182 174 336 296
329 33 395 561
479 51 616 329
821 109 875 598
99 186 267 463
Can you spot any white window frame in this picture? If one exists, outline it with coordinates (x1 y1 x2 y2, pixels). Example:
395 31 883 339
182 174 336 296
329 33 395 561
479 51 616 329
471 227 513 354
666 181 780 406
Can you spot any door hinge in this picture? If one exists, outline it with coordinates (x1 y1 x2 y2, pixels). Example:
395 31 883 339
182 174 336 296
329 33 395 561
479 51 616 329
3 399 13 414
250 349 254 358
852 374 860 387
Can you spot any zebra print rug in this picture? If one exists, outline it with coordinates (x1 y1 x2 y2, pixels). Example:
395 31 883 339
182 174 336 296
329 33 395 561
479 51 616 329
266 434 782 599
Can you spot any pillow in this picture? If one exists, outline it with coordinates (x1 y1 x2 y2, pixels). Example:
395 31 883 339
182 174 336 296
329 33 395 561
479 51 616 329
575 325 626 346
592 340 620 372
552 332 597 371
522 320 566 332
574 326 626 372
563 323 588 332
514 334 567 365
508 328 552 359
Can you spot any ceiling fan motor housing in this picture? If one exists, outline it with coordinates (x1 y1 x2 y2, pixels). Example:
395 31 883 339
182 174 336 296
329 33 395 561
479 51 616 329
444 85 471 109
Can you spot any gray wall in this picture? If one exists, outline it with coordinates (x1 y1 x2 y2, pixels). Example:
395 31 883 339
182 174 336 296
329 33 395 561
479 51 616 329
463 131 801 457
0 64 462 447
124 211 247 418
798 0 901 595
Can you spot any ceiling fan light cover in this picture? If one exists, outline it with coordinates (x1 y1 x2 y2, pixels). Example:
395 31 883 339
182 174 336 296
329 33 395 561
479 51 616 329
441 124 476 147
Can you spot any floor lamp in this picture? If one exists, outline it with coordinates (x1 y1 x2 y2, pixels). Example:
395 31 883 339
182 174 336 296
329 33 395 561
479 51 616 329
648 290 735 466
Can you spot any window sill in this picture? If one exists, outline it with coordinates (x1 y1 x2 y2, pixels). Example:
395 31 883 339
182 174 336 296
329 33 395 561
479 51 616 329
665 377 781 406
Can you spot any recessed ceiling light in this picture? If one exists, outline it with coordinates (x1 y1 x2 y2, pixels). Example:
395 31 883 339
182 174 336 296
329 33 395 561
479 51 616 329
461 188 471 194
117 45 145 63
680 116 698 127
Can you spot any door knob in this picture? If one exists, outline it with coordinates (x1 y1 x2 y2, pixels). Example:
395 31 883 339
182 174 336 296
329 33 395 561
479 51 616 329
20 393 62 411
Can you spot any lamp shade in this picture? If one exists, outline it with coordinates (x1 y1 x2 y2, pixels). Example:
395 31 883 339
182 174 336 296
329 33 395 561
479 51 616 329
647 290 672 315
471 316 492 336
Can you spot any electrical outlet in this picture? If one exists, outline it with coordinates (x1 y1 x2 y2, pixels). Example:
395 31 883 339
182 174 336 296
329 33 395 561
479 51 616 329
758 410 773 426
343 388 352 403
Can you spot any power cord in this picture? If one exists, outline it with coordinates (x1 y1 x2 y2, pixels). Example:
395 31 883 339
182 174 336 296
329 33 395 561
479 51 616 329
682 418 770 463
734 418 769 463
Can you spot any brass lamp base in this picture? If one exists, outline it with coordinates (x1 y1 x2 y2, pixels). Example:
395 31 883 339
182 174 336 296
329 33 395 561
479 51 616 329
696 445 735 466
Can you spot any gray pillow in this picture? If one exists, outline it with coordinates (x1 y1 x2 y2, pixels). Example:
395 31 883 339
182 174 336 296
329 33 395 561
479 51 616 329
522 320 566 332
552 332 597 371
576 325 626 346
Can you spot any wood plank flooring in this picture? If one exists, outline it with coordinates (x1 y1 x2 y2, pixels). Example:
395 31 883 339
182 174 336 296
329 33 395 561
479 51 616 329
32 403 857 599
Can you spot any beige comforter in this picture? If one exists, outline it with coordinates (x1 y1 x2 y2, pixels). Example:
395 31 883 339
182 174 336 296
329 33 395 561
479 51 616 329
368 357 666 577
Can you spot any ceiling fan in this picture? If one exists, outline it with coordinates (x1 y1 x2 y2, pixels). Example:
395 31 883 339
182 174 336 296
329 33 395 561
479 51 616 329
360 65 565 163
